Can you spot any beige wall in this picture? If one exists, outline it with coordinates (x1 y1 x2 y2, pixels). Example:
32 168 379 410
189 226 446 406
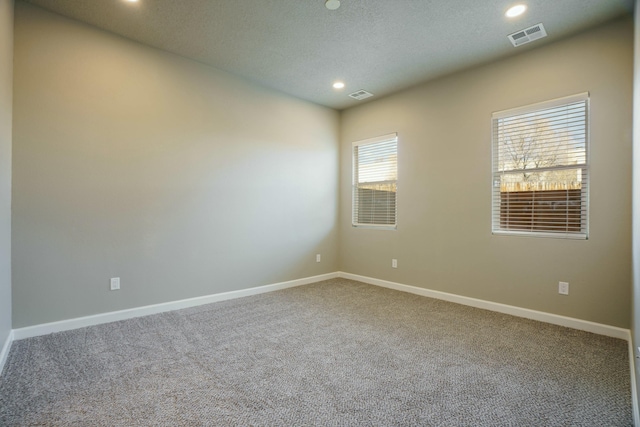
340 17 633 328
12 3 339 327
0 0 13 346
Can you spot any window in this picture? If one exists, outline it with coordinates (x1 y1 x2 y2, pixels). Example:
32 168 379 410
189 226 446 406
491 93 589 239
352 133 398 229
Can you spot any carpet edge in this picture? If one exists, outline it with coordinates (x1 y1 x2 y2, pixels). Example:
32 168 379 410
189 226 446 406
0 329 13 376
339 272 630 340
11 272 340 340
628 338 640 426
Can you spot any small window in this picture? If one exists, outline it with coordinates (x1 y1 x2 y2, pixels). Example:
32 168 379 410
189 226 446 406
352 133 398 229
492 93 589 239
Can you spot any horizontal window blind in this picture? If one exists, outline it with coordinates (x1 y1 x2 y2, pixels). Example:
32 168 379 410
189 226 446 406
491 93 589 239
352 133 398 228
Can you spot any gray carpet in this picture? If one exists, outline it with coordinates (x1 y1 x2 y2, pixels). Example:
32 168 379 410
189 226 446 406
0 278 632 426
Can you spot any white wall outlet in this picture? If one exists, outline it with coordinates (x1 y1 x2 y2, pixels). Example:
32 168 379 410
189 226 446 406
392 259 398 268
558 281 569 295
110 277 120 291
316 254 321 263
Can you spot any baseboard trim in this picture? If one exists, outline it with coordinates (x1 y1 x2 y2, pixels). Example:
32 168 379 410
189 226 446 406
0 330 14 376
338 272 630 340
10 270 631 341
12 272 339 341
629 335 640 426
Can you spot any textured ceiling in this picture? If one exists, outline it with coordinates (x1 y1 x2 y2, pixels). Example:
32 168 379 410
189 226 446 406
19 0 634 110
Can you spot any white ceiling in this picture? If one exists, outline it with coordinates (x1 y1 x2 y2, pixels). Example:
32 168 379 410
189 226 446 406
19 0 634 110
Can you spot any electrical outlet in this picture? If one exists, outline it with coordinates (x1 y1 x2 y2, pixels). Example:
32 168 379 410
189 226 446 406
316 254 321 263
558 281 569 295
392 259 398 268
110 277 120 291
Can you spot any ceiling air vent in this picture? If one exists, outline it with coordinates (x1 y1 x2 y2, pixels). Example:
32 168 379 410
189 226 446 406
508 23 547 47
349 90 373 100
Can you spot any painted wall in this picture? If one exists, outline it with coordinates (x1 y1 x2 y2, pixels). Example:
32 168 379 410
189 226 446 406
339 17 633 328
12 3 339 328
633 0 640 409
0 0 13 347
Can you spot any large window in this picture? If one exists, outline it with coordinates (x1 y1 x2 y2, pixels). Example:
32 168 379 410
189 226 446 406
352 133 398 229
491 93 589 239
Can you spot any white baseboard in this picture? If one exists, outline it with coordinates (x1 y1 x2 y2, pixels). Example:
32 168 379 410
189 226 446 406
9 270 632 340
338 272 630 340
0 329 14 376
13 270 630 341
12 272 339 341
628 336 640 426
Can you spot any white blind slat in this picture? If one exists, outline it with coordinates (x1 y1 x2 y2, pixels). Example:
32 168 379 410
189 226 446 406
353 134 398 228
491 94 589 239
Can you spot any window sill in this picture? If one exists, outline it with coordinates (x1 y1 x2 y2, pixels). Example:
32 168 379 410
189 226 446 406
492 230 587 240
352 223 397 231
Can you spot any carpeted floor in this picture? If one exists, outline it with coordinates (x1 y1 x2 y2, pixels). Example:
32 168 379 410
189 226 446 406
0 278 632 426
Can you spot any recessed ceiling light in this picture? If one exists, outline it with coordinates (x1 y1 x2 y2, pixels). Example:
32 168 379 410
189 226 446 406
505 4 527 18
325 0 341 10
124 0 139 3
333 81 345 89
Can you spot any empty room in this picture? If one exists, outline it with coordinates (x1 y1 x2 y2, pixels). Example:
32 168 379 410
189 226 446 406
1 0 639 425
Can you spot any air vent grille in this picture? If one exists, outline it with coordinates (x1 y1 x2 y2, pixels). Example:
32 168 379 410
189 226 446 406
349 90 373 100
508 23 547 47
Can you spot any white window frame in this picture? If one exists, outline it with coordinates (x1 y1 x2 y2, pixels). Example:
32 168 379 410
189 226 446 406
352 133 398 230
491 93 590 239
